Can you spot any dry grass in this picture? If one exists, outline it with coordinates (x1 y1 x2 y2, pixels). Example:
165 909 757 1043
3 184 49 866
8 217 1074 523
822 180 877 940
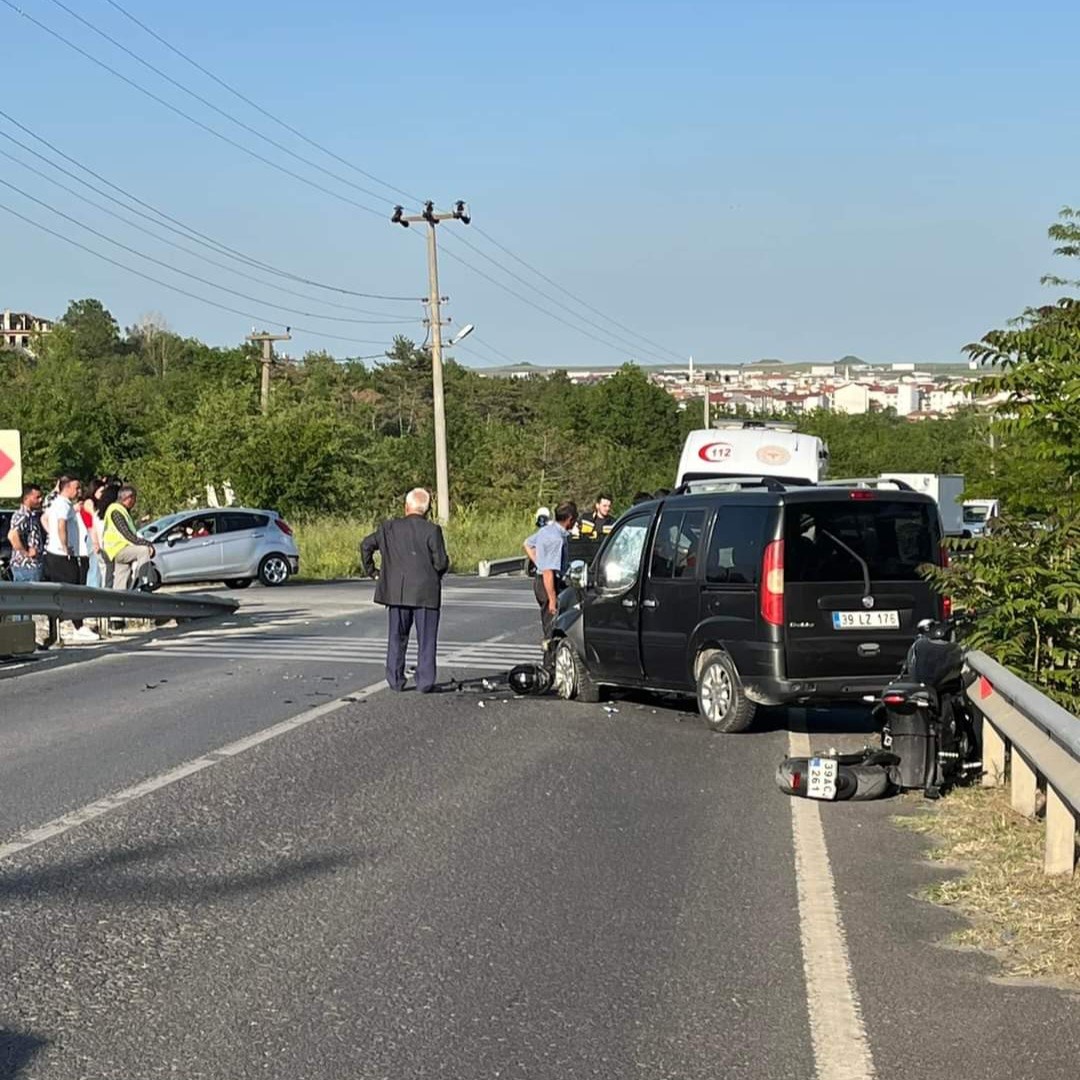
894 786 1080 982
291 509 535 580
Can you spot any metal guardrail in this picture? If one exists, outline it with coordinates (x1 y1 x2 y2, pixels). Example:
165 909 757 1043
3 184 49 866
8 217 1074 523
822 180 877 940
0 582 239 622
477 555 528 578
479 537 604 577
965 650 1080 876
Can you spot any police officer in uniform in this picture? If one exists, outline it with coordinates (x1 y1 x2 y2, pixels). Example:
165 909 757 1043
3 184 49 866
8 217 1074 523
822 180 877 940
578 493 615 542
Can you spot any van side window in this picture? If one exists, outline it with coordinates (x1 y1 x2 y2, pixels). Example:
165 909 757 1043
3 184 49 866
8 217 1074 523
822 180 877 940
595 517 650 592
705 507 768 584
650 510 706 580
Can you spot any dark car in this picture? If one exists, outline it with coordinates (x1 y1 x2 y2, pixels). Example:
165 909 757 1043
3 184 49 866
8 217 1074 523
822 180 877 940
548 483 947 732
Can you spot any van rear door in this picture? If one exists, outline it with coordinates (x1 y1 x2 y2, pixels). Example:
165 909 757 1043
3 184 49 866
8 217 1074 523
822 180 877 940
782 495 942 679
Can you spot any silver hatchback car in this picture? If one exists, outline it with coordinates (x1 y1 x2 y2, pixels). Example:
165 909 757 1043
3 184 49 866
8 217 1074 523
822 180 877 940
138 507 300 589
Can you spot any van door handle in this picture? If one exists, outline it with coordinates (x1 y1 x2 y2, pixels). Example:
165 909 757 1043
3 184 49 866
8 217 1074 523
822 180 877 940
641 598 658 609
621 598 636 609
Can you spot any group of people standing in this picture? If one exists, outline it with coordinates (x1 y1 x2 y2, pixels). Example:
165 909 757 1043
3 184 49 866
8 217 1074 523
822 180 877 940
7 476 156 643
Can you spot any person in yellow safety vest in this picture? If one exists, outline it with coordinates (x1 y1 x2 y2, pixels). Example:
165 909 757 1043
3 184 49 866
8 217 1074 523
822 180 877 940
102 484 156 590
578 493 615 541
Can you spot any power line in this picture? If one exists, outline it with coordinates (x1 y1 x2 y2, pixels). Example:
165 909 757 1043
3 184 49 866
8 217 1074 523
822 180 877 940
437 242 655 362
6 2 687 361
470 223 687 363
102 0 419 205
443 229 683 363
457 337 518 367
0 174 419 328
44 0 403 209
0 1 390 221
0 196 396 346
0 107 417 302
2 137 416 320
99 0 687 363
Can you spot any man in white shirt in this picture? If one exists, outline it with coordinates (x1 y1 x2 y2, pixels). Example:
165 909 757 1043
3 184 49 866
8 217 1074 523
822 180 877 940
43 474 99 642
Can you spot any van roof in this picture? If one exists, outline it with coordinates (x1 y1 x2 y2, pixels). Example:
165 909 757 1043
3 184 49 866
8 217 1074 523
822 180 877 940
642 484 938 508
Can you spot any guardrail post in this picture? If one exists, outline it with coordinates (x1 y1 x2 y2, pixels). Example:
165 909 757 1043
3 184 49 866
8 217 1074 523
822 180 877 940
478 561 491 578
1044 784 1078 876
981 721 1007 787
1010 750 1039 818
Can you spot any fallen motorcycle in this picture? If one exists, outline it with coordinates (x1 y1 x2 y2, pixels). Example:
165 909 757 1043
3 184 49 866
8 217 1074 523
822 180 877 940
776 618 982 802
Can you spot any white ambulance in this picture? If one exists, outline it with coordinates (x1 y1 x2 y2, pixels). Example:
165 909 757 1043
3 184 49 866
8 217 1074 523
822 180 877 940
675 421 830 487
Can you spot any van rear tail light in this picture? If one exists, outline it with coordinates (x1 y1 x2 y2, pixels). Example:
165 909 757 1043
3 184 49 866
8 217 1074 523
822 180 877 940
761 540 785 626
274 518 293 536
849 490 875 500
939 544 951 618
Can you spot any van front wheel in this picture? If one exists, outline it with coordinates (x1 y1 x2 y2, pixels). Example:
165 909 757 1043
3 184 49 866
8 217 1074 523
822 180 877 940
696 651 756 733
552 639 600 703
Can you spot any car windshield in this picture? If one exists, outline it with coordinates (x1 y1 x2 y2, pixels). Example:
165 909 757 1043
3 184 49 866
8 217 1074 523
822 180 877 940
963 506 988 523
139 511 189 537
785 501 937 582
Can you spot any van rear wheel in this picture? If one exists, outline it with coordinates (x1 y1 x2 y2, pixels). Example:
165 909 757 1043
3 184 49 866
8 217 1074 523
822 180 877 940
696 650 755 733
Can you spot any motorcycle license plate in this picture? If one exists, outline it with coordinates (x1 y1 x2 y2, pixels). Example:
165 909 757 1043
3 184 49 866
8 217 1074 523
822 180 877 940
807 757 839 800
832 610 899 630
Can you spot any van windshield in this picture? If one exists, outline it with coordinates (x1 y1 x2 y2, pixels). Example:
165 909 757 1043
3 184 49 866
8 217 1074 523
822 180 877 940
963 505 988 523
784 501 937 582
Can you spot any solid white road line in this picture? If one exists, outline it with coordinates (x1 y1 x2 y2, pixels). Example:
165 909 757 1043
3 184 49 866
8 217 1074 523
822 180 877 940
788 728 876 1080
0 626 541 865
0 678 390 864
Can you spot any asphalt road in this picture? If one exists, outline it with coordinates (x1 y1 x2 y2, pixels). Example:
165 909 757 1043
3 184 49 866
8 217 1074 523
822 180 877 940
1 577 1078 1079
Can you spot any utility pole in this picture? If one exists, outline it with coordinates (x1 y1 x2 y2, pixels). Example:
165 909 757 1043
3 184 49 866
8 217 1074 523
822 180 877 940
392 200 471 525
247 329 291 415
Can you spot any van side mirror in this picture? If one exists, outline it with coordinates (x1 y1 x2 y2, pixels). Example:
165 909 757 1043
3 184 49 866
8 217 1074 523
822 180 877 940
568 559 589 590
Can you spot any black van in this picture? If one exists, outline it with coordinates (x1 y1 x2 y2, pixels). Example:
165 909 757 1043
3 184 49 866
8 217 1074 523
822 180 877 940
548 483 947 732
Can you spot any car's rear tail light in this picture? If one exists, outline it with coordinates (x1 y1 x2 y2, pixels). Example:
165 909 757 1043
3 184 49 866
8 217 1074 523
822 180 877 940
849 490 875 500
274 518 293 536
939 543 951 618
761 539 784 626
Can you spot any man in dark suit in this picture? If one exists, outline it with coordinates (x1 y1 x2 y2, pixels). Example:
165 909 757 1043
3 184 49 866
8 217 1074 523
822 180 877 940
361 488 450 693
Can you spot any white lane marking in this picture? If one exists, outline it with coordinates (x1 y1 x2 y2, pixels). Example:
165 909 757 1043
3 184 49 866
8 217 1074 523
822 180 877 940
789 728 876 1080
0 677 387 863
0 625 540 865
146 636 538 651
147 651 538 668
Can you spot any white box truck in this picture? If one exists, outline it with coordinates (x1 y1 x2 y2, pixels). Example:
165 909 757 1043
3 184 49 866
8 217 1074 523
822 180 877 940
676 422 830 486
879 473 965 535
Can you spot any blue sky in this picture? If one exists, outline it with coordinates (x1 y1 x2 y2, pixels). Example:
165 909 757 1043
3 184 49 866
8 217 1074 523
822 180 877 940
1 0 1077 366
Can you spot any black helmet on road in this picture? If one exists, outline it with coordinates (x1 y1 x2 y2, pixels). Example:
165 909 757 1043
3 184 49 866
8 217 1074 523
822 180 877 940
509 663 553 696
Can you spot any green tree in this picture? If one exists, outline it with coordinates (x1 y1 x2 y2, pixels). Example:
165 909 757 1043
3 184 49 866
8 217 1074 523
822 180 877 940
931 209 1080 704
59 298 122 362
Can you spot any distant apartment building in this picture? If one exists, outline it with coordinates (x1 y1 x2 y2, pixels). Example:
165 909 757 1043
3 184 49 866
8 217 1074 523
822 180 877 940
831 383 871 415
894 382 921 416
2 309 52 353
